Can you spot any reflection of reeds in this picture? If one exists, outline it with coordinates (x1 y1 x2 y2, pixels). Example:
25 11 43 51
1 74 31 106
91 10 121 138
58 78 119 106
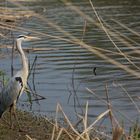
1 0 140 139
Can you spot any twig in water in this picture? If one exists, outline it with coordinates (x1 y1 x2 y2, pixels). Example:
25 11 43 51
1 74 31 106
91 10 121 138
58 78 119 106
25 88 46 101
67 64 84 116
68 19 87 116
28 55 37 79
27 56 42 105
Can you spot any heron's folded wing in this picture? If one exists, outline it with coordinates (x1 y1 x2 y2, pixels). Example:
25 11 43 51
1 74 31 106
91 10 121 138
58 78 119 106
0 76 23 107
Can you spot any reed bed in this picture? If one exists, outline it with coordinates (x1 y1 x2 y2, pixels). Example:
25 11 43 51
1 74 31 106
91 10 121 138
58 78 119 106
0 0 140 140
0 102 139 140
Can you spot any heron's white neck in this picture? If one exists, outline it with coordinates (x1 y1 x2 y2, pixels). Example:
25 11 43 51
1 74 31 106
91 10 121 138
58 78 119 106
16 40 28 76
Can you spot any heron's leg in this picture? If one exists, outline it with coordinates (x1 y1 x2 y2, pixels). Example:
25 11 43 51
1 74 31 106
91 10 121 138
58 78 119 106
9 104 14 128
13 104 19 126
12 103 23 132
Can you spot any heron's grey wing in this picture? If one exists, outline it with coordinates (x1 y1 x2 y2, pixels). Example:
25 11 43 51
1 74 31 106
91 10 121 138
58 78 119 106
0 76 23 110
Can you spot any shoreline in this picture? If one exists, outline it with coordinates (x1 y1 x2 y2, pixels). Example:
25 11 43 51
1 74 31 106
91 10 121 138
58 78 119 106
0 109 73 140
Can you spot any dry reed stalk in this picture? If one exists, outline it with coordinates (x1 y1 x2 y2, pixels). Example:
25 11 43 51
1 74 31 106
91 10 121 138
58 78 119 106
81 40 140 79
88 87 131 140
0 21 75 44
105 83 124 140
51 124 56 140
88 0 140 71
1 36 134 60
56 103 86 140
111 19 140 37
25 134 33 140
0 33 8 39
0 45 59 51
86 88 135 126
56 128 63 140
102 19 140 60
79 109 110 138
60 1 140 78
112 126 123 140
118 82 140 114
105 83 115 129
82 17 136 60
104 29 140 60
104 21 140 49
45 117 75 140
5 0 130 55
7 0 77 41
62 128 75 140
55 103 59 130
51 104 76 139
83 101 90 140
45 104 82 139
75 102 90 140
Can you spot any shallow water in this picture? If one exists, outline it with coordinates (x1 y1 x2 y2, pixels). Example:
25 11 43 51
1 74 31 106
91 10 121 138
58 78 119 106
0 0 140 126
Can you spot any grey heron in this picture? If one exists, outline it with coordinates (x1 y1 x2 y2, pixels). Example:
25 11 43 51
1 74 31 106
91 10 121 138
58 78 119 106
0 34 39 129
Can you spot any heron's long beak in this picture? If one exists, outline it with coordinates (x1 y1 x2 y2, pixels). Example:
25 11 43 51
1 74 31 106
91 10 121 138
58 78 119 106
26 36 40 41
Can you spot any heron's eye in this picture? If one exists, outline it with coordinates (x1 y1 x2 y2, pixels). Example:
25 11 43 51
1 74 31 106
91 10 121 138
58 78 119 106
18 35 25 39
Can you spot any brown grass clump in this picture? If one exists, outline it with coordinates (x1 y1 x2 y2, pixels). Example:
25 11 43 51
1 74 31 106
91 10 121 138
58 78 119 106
0 109 73 140
0 110 51 140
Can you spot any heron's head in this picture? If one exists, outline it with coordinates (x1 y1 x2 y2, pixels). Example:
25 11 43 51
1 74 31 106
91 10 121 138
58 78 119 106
17 35 40 42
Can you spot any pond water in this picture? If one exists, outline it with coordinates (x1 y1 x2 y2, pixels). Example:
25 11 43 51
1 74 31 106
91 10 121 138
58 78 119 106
0 0 140 127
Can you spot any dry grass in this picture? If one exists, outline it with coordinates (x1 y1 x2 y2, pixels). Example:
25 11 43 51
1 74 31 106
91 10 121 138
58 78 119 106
0 103 139 140
0 110 52 140
0 109 74 140
0 105 109 140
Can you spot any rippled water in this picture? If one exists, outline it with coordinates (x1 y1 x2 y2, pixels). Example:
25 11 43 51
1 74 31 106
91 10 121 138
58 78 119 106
0 0 140 126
